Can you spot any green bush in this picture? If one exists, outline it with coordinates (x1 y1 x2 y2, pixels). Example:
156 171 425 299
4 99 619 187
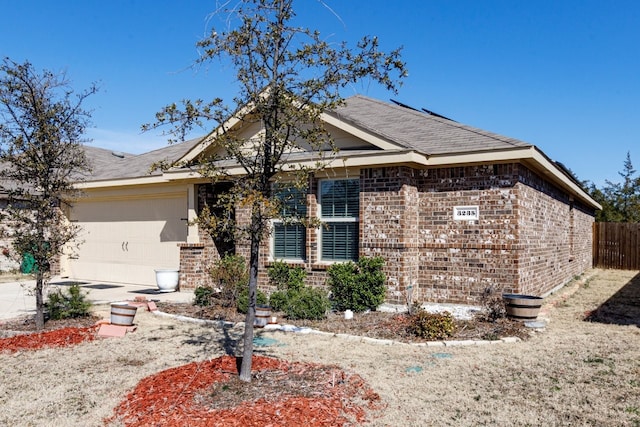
407 310 456 340
194 285 215 307
327 256 386 312
267 262 329 320
268 289 288 312
45 284 92 320
279 287 327 320
270 287 330 320
236 286 268 314
268 260 306 291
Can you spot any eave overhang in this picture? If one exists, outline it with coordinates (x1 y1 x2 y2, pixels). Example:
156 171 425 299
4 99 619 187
75 145 601 211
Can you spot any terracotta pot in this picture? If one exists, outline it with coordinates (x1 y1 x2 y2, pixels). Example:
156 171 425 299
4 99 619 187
502 294 543 321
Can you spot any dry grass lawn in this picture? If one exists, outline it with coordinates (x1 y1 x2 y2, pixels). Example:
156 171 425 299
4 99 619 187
0 268 639 426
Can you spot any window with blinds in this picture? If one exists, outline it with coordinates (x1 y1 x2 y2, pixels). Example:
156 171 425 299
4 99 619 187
272 186 306 260
319 179 359 261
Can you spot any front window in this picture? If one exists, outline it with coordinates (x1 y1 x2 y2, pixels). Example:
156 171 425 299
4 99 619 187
319 179 359 261
272 186 306 260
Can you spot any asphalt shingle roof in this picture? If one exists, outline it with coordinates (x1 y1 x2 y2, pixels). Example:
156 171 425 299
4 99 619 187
83 137 203 181
82 96 536 182
334 95 532 155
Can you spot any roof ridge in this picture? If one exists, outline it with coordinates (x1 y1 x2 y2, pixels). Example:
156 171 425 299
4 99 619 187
83 144 135 157
132 136 204 158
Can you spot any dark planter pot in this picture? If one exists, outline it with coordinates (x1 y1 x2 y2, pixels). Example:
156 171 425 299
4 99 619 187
502 294 543 321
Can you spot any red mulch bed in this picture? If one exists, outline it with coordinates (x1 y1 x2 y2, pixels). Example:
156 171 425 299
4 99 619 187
106 355 382 426
0 322 382 425
0 325 97 353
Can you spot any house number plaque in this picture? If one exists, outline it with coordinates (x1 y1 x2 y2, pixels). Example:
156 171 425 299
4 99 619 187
453 206 479 221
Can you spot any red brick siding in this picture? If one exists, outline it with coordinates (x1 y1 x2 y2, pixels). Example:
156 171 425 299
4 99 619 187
182 163 595 305
177 229 218 290
415 164 521 304
360 167 421 304
515 168 594 296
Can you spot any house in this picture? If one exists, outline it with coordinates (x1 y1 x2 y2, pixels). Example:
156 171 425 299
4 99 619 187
61 95 601 305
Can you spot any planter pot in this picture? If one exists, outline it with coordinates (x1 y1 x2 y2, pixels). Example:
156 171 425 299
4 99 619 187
110 303 138 326
254 305 271 328
503 294 543 321
155 269 179 292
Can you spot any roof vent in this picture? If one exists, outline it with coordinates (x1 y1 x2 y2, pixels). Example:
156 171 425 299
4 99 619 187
111 151 125 158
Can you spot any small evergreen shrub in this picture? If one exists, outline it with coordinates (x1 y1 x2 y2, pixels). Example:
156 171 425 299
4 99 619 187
45 284 92 320
283 287 331 320
268 260 305 291
270 286 330 320
268 290 288 312
194 285 215 307
267 262 329 320
407 310 456 340
327 256 386 312
236 286 268 314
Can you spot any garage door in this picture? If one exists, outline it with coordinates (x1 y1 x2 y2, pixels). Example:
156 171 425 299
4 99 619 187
64 193 188 285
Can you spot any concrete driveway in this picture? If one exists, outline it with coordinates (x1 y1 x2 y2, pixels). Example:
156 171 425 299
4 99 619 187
0 277 194 320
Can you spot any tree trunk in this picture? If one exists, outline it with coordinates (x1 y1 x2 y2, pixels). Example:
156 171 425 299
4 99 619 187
34 271 45 330
239 215 261 382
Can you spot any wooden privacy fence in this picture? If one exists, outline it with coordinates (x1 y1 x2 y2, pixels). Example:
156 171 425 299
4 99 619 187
593 222 640 270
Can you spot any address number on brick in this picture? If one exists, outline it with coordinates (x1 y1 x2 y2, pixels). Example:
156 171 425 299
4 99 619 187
453 206 479 221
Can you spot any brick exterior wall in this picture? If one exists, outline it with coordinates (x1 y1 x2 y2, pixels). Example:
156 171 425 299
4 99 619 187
178 229 218 290
183 163 595 305
415 164 521 304
516 170 594 296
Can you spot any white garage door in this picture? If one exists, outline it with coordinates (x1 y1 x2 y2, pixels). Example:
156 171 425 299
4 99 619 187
65 193 187 285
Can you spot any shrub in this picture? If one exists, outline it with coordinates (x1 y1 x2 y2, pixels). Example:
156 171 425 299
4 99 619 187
194 285 215 307
477 287 507 322
236 286 268 314
327 256 386 312
45 284 92 320
208 254 249 308
268 290 288 312
268 260 306 291
267 262 329 320
270 286 330 320
407 310 456 340
480 296 507 322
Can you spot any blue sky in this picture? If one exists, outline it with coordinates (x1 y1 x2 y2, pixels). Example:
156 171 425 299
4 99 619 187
2 0 639 187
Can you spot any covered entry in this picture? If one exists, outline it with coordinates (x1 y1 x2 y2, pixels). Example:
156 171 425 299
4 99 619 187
63 191 188 285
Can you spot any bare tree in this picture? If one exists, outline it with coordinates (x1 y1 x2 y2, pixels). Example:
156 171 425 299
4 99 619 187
145 0 406 382
0 58 96 329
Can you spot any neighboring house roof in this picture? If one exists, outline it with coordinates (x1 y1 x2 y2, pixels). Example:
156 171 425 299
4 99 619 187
82 137 203 182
